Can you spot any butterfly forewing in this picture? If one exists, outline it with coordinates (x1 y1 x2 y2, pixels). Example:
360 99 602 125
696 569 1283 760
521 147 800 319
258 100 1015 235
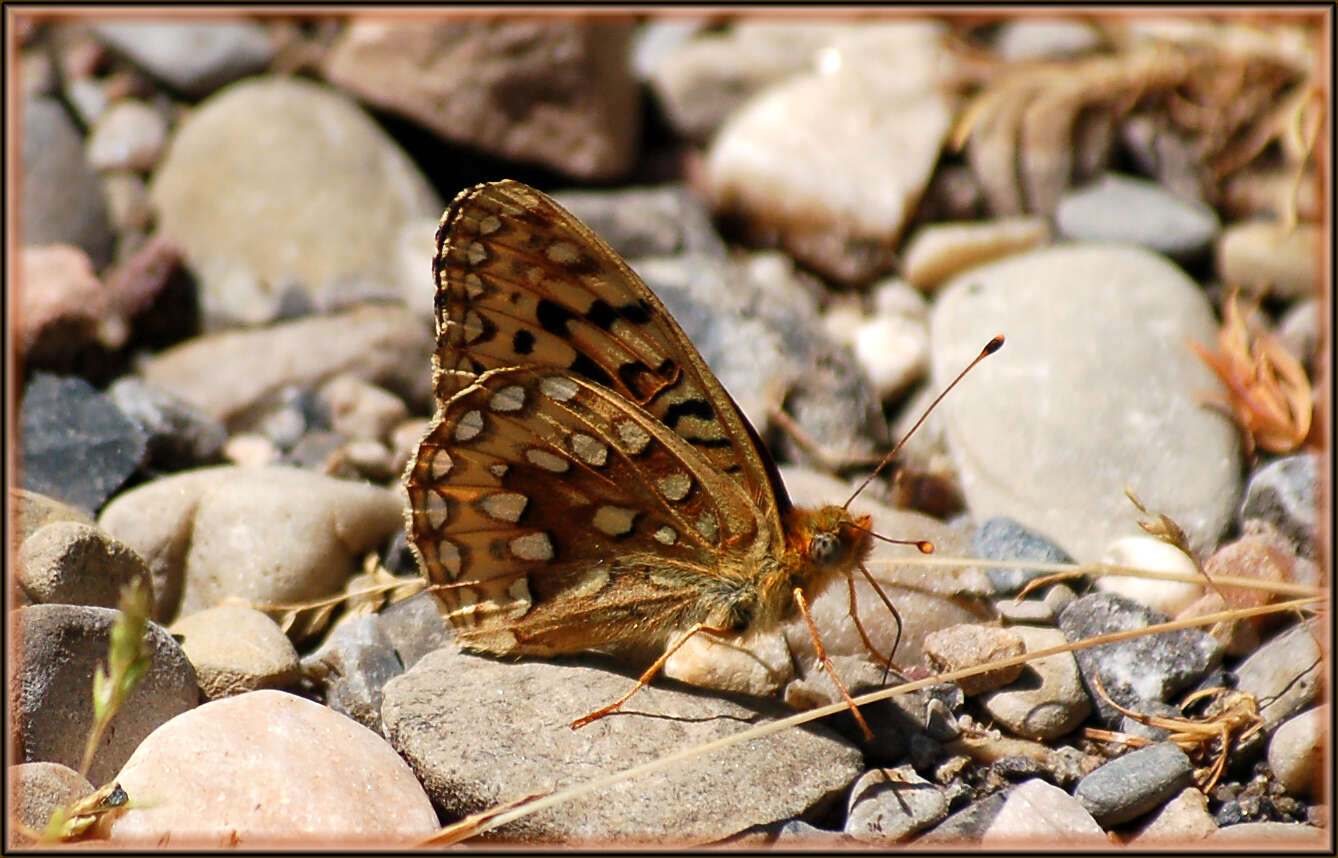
405 366 776 655
431 181 789 519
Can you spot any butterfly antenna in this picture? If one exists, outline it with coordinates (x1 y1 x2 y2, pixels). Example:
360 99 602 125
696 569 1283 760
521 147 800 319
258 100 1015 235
844 335 1004 509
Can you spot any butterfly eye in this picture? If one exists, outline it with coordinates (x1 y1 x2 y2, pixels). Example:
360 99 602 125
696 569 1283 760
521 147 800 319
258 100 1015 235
808 531 841 567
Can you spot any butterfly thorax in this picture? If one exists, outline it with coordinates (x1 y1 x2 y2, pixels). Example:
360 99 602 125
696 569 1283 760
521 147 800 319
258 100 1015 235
740 504 874 628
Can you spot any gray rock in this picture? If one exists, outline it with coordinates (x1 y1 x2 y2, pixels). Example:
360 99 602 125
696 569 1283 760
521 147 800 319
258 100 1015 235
1055 173 1220 260
1075 741 1195 826
995 18 1101 61
17 521 152 610
1058 593 1222 725
21 97 114 268
979 626 1092 740
973 516 1074 594
378 591 452 670
845 765 949 843
19 373 148 514
137 305 435 427
931 243 1242 563
149 77 441 327
108 376 228 471
324 19 639 180
92 20 274 97
171 605 300 700
1234 619 1322 731
553 184 727 260
1239 452 1317 558
9 761 96 838
382 644 862 844
98 465 404 621
916 789 1008 844
300 615 403 733
12 604 198 785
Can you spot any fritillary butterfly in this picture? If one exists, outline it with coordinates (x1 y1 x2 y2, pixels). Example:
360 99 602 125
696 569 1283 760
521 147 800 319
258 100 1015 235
404 180 998 738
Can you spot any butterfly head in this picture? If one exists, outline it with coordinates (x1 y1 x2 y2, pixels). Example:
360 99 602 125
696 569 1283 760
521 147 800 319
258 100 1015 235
788 504 875 576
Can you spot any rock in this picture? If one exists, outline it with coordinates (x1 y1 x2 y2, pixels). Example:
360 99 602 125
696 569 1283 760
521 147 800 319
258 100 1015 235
170 605 300 700
972 517 1074 595
16 245 116 369
1075 741 1195 826
107 376 228 472
1232 619 1322 731
85 99 167 172
99 690 439 844
1130 786 1217 843
707 22 957 284
922 624 1025 695
382 644 862 844
1207 821 1326 844
844 765 949 842
12 604 198 785
149 77 441 326
853 313 929 399
324 18 638 180
553 184 727 260
9 761 96 839
1216 220 1321 300
1276 298 1319 369
92 20 275 97
17 521 151 610
1058 593 1221 724
981 778 1104 844
648 21 847 141
994 18 1102 61
1267 705 1324 799
915 789 1008 844
1201 530 1295 618
300 614 403 733
19 373 148 514
100 170 152 233
98 465 404 621
377 591 452 670
901 217 1051 291
1055 173 1220 260
315 374 409 444
994 598 1055 625
979 626 1092 739
1095 535 1202 616
11 488 96 550
1239 452 1317 558
931 243 1241 563
137 305 434 427
21 97 114 268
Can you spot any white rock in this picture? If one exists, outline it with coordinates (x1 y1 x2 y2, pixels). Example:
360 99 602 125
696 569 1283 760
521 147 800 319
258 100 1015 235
1095 535 1203 615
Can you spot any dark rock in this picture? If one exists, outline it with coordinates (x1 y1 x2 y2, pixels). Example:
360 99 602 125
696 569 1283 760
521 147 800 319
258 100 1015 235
1075 741 1195 826
973 517 1074 594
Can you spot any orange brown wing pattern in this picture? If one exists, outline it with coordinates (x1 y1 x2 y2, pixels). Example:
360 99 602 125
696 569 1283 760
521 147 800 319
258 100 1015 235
404 367 776 656
430 180 791 522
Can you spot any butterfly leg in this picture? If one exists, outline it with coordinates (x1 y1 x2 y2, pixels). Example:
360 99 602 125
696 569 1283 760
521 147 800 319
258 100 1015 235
793 587 874 741
845 573 894 670
571 621 733 730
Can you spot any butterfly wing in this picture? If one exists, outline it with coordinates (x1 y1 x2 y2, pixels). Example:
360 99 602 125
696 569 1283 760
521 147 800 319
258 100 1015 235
431 179 792 522
405 367 777 656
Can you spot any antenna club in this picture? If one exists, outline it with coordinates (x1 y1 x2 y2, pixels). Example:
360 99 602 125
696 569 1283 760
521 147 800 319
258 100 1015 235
984 335 1005 354
917 540 934 554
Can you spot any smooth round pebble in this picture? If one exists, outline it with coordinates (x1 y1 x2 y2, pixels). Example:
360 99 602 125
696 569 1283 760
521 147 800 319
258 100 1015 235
99 690 439 845
1267 705 1324 799
98 465 404 620
972 517 1074 595
1074 741 1195 826
1239 452 1317 558
1207 821 1327 844
1216 220 1321 300
11 488 96 548
170 605 300 699
85 99 168 172
1055 173 1220 260
979 625 1092 739
10 761 96 838
845 765 949 842
1131 786 1217 842
1232 619 1322 730
21 97 115 267
922 624 1025 695
901 216 1051 290
13 604 198 785
932 243 1241 564
1095 535 1202 615
17 520 151 610
981 778 1104 844
853 313 928 398
316 374 409 443
92 20 274 97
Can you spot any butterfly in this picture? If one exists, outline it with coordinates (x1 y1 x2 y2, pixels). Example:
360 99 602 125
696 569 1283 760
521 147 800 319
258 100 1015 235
404 179 1000 739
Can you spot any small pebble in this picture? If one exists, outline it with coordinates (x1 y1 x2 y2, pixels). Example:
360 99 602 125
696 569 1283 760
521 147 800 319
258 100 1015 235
972 517 1074 595
845 765 949 843
1239 452 1317 558
1216 220 1321 300
922 624 1025 695
1095 535 1202 616
981 778 1104 844
1267 705 1324 799
901 216 1050 290
170 604 300 699
980 625 1092 740
1074 741 1195 826
1131 786 1218 843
